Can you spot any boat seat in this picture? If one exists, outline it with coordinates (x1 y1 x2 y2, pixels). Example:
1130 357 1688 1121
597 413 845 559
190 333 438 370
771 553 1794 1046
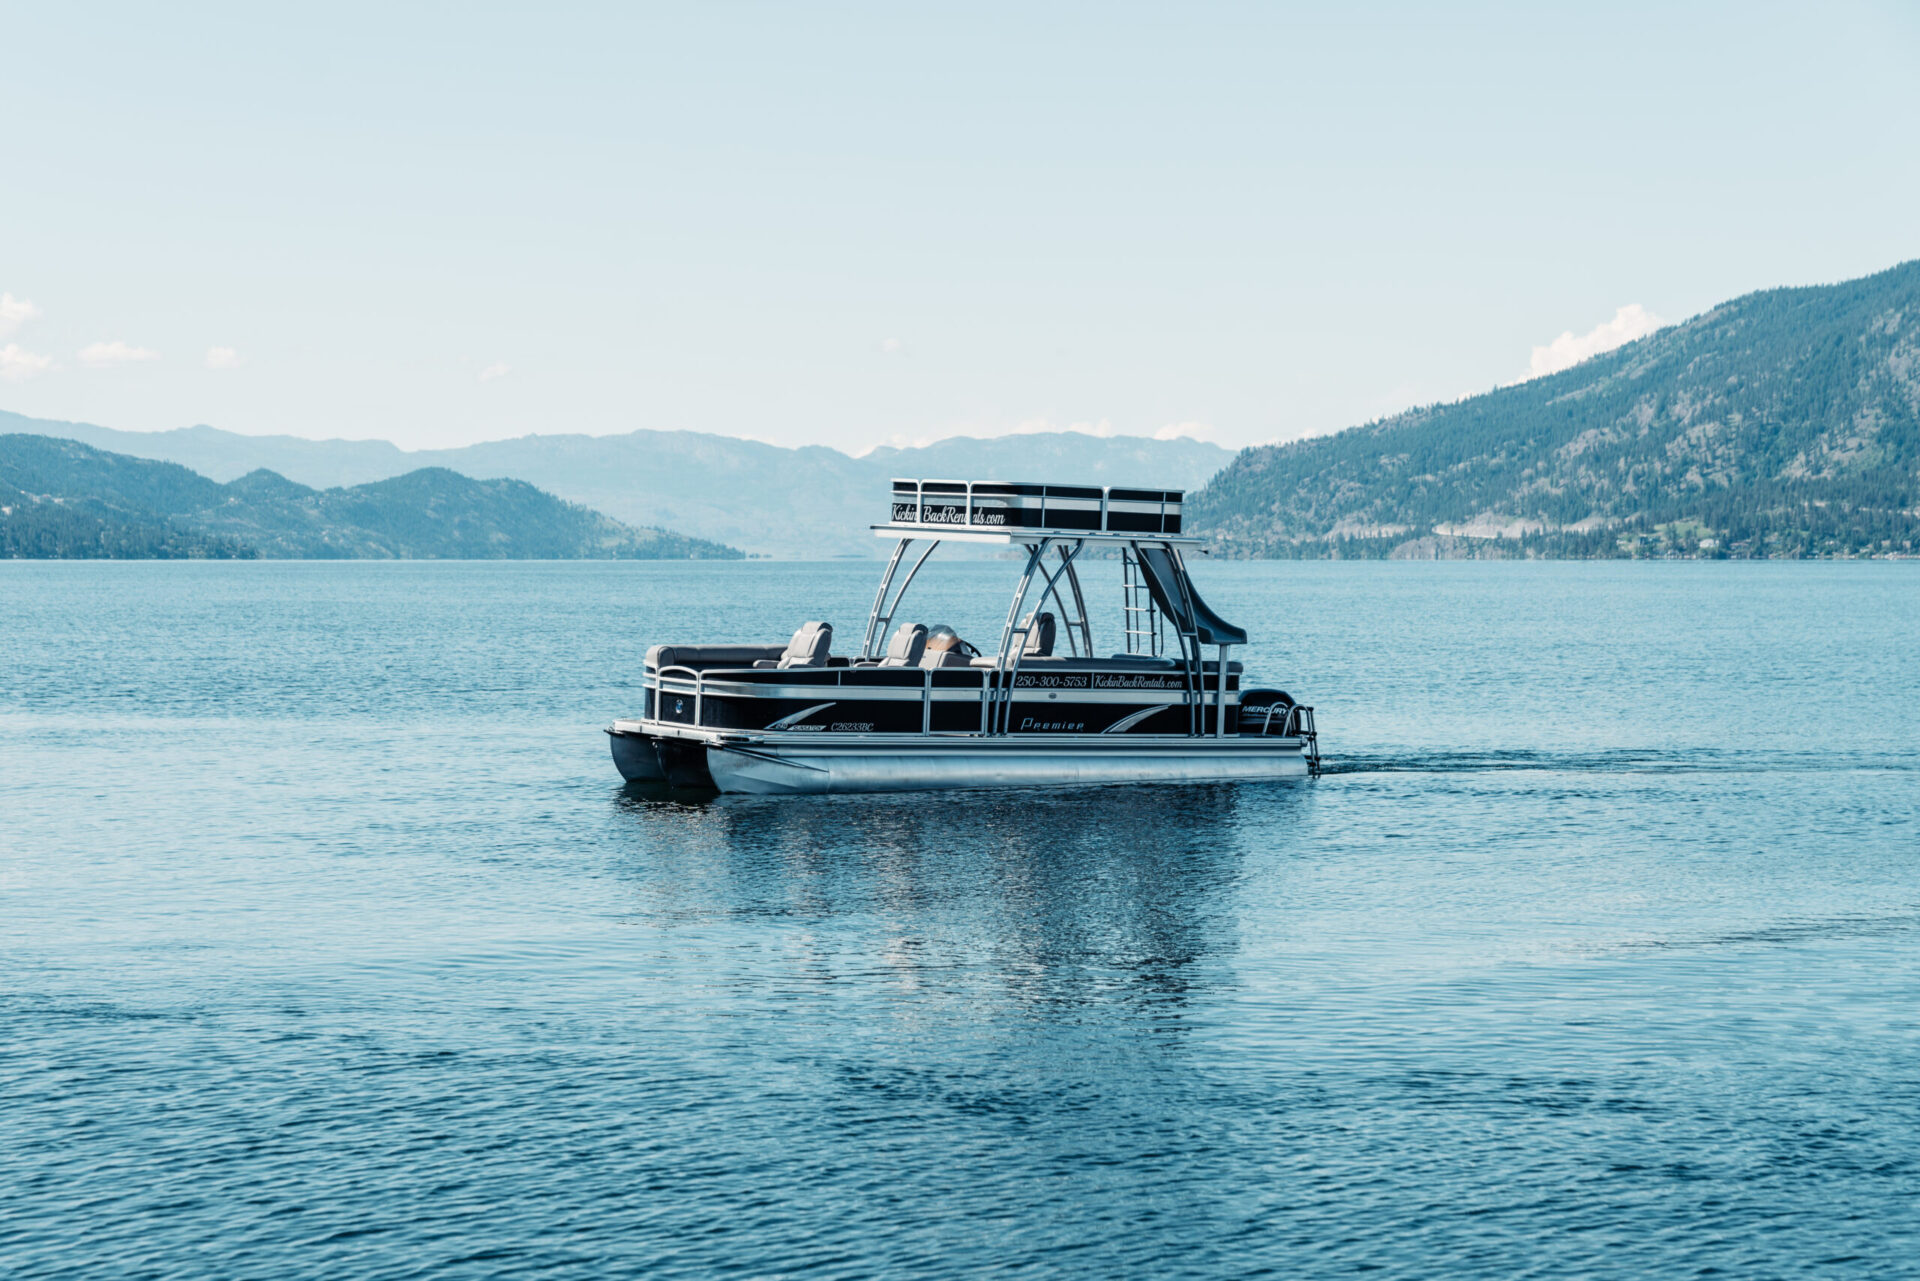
754 620 832 669
918 624 979 669
1021 610 1056 657
646 642 786 671
874 622 927 667
950 612 1059 669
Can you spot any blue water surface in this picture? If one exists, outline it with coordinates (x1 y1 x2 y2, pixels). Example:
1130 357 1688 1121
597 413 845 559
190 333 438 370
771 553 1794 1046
3 560 1917 1277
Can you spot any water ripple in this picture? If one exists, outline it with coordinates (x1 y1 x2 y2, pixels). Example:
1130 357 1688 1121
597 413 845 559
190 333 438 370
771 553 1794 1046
4 561 1919 1278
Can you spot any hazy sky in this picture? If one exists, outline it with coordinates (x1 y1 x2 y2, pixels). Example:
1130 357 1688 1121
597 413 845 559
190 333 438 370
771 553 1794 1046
3 1 1917 453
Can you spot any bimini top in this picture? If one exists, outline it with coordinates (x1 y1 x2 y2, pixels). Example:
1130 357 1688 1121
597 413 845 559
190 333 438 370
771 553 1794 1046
878 478 1194 543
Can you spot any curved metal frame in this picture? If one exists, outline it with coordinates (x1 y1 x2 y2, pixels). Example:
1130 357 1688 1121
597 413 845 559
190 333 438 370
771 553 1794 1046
984 539 1049 733
984 539 1094 734
1047 544 1093 658
851 533 1232 739
1028 544 1086 657
861 537 941 659
860 538 910 658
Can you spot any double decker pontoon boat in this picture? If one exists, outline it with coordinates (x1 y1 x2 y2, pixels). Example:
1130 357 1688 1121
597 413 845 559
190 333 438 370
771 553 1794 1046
607 478 1320 794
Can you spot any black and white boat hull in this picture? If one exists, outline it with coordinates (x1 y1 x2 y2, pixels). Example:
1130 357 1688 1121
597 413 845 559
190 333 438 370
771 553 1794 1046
611 722 1312 794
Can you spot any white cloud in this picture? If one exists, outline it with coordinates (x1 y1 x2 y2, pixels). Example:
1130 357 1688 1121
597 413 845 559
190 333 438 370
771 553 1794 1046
0 344 54 382
205 346 242 369
1521 304 1663 381
878 337 903 355
477 361 510 382
857 431 938 453
1152 420 1221 444
0 292 40 339
1006 416 1119 439
855 416 1225 455
857 417 1132 454
78 340 160 367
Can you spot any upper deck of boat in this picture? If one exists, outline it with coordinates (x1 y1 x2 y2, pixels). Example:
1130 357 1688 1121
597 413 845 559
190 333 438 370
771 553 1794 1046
875 478 1198 545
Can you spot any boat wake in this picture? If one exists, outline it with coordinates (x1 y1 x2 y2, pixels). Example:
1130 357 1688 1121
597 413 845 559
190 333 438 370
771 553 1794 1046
1320 747 1919 776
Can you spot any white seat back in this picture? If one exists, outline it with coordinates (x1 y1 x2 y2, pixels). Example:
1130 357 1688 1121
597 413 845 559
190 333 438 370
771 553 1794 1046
878 623 927 667
778 620 833 669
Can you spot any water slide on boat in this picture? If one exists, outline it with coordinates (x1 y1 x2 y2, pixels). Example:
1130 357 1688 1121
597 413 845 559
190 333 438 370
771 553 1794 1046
607 478 1320 793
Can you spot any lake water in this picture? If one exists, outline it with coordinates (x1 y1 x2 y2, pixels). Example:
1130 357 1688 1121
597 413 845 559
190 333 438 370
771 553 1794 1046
3 560 1917 1278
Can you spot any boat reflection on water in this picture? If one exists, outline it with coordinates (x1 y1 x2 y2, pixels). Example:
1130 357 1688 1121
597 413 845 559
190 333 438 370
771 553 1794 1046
610 780 1305 1022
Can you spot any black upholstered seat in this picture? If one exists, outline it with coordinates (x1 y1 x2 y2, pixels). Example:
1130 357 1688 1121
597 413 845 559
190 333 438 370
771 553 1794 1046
1021 610 1056 657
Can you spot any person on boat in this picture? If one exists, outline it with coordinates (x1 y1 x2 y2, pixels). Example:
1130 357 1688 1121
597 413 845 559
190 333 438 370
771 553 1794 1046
922 624 980 667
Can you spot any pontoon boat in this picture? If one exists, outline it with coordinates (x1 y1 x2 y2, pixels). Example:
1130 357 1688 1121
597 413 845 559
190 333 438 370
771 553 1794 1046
607 478 1319 793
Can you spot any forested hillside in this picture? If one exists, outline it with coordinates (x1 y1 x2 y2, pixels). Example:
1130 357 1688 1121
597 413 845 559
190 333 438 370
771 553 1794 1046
1 436 741 559
1192 261 1920 558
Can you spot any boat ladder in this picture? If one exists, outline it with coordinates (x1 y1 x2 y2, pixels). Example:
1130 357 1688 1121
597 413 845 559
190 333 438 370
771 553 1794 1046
1120 548 1164 657
1247 701 1324 778
1294 704 1323 778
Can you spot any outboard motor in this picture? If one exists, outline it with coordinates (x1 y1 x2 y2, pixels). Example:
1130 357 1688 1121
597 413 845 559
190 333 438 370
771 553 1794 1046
1238 688 1296 736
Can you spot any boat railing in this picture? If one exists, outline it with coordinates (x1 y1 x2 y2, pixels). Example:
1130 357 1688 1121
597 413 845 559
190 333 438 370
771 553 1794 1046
653 657 1122 739
652 662 947 734
648 662 1314 763
651 659 1213 738
652 664 705 728
1244 701 1312 736
1243 701 1322 775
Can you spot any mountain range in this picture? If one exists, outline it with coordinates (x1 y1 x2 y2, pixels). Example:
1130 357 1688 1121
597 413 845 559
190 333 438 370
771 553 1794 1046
1 435 740 560
0 412 1235 559
1191 260 1920 558
10 259 1919 561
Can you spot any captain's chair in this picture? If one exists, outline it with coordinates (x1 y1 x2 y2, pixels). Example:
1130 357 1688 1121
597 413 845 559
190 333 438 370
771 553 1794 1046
1021 610 1057 657
876 622 927 667
919 624 978 669
755 620 832 669
966 610 1060 668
